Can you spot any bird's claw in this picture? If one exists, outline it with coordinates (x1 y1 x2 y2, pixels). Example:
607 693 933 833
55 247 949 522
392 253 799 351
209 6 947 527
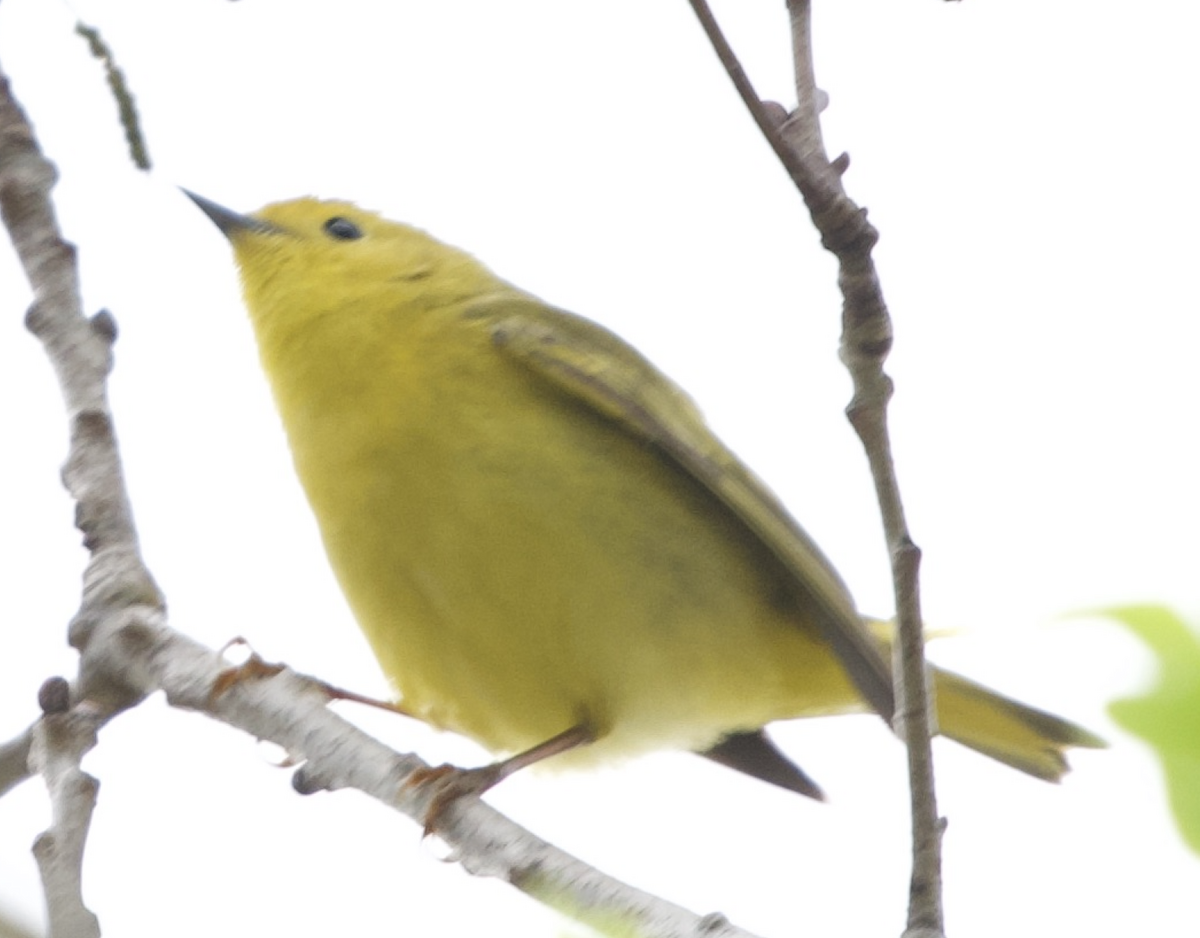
209 640 286 703
404 763 504 836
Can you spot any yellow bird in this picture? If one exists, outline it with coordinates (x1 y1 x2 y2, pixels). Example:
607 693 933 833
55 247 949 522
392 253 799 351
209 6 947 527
188 192 1102 801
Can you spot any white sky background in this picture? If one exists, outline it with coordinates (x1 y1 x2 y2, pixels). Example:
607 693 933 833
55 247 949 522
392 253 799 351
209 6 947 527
1 0 1198 935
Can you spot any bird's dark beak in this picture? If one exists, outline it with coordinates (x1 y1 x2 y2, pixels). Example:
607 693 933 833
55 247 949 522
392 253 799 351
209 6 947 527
183 190 279 239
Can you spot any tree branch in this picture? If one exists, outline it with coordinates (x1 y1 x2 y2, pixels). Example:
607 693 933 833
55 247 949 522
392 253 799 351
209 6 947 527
685 2 944 935
96 616 770 938
0 729 33 799
28 700 102 938
4 614 771 938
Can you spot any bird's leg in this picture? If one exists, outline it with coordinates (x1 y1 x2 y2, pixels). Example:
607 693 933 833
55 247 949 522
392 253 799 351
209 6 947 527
313 683 416 718
407 722 595 834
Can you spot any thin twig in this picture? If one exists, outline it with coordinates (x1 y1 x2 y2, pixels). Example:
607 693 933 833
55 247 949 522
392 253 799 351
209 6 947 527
685 2 944 935
0 728 34 798
74 22 151 171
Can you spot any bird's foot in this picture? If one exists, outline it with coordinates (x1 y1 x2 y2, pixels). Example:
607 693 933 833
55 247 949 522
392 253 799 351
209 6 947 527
208 638 287 703
404 762 506 836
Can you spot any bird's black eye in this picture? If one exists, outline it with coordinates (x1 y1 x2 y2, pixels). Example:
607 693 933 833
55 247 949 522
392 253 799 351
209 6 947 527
323 217 363 241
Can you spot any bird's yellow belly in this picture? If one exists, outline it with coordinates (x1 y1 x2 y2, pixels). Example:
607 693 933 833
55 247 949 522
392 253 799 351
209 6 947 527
285 345 861 766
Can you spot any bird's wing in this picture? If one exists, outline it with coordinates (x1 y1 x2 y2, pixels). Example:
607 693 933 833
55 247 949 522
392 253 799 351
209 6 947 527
471 295 895 722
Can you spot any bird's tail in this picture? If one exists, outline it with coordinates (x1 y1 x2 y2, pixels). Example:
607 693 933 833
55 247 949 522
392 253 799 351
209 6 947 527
933 669 1106 781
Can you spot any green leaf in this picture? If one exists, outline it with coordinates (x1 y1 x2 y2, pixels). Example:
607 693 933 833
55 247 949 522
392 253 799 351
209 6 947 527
1105 605 1200 856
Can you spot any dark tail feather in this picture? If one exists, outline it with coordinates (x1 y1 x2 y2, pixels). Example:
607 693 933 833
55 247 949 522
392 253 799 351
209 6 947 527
699 729 825 800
